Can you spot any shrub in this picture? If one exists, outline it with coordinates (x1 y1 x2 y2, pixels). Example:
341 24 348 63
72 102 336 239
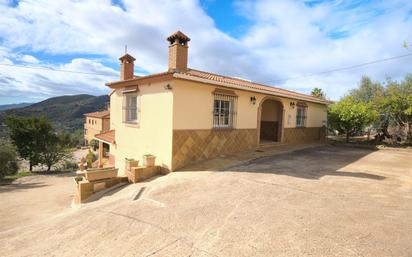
61 160 78 171
0 143 19 179
89 139 99 151
86 150 96 168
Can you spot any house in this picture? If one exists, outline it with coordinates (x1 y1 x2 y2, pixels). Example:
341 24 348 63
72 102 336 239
83 110 110 145
95 31 331 174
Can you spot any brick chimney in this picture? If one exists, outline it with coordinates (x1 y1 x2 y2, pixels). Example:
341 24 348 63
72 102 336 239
119 53 135 80
167 31 190 72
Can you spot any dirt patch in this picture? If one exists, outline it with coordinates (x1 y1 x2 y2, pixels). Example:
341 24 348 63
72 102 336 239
0 145 411 257
0 173 75 231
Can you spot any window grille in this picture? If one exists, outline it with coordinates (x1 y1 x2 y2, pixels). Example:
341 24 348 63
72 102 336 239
123 92 139 124
296 104 307 127
212 93 237 129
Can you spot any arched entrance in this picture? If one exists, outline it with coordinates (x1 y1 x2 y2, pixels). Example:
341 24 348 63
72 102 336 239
258 98 284 144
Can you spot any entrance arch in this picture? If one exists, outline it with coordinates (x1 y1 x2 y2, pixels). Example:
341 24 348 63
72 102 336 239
257 97 284 144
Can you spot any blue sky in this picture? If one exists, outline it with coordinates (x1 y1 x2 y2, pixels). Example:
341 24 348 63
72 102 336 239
0 0 411 104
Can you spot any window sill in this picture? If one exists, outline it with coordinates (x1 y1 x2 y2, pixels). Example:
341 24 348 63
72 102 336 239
212 127 235 130
124 122 140 128
296 126 306 129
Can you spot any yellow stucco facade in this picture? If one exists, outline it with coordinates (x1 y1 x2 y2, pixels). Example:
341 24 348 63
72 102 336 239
84 115 110 145
173 79 327 130
104 31 329 173
107 77 328 173
109 81 174 175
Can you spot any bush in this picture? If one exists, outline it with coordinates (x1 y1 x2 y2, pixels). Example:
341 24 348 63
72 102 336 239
86 150 96 168
61 160 78 171
89 139 99 151
0 143 19 179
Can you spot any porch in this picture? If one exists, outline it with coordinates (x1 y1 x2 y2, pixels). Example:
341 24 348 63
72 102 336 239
94 130 116 168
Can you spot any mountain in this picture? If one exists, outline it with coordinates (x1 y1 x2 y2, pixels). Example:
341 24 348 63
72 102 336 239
0 102 33 111
0 94 109 134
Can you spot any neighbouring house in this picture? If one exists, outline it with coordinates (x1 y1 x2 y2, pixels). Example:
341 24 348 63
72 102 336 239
94 31 331 174
84 110 110 145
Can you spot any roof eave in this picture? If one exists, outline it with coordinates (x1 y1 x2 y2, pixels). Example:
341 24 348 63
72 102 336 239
106 72 174 89
173 73 332 105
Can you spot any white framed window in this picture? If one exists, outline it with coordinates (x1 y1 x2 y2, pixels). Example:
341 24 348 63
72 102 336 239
212 92 237 128
296 104 307 127
123 93 139 124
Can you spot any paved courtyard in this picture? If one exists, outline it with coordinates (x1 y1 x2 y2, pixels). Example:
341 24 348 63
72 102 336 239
0 145 411 257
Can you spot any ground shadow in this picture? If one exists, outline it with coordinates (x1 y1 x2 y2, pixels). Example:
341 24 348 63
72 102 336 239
178 145 386 181
224 145 385 180
0 182 48 193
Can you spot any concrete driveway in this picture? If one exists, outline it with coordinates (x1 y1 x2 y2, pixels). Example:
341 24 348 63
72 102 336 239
0 145 411 257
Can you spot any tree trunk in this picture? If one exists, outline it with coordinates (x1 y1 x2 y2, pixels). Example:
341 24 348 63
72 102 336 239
408 122 412 144
29 162 33 172
346 129 350 143
47 164 52 172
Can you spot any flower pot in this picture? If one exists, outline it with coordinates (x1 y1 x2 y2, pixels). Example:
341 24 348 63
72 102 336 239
125 159 139 171
143 155 156 167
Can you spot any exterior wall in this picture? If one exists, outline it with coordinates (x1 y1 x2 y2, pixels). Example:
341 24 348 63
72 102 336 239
172 129 257 170
171 79 328 170
110 81 173 175
283 127 326 144
84 117 104 144
109 77 328 172
102 117 110 131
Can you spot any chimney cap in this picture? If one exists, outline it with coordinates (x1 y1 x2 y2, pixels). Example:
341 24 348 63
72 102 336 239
119 53 136 62
167 31 191 44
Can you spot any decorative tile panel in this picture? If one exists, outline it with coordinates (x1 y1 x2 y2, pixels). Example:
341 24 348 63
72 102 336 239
283 127 326 144
172 129 258 170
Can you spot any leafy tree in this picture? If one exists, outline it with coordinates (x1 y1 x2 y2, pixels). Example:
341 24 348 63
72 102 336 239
6 116 53 171
311 87 326 99
40 133 72 172
89 139 99 151
328 96 378 142
377 76 412 143
70 129 85 147
350 76 384 103
0 141 18 179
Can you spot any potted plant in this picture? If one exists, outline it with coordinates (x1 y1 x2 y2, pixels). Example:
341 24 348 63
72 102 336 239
143 154 156 167
125 158 139 171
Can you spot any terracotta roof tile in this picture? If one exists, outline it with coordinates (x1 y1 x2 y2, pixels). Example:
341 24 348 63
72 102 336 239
167 31 191 43
179 69 331 104
84 110 110 118
95 130 115 144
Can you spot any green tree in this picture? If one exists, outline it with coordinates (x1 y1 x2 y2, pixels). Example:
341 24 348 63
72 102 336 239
0 141 18 179
40 133 72 172
328 96 378 142
6 116 53 171
311 87 326 99
377 76 412 143
350 76 384 103
89 139 99 151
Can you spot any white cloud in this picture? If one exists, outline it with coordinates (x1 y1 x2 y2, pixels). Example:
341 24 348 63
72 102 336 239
0 58 116 102
0 0 411 103
19 54 39 64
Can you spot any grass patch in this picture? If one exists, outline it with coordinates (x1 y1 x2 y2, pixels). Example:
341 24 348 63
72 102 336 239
1 171 33 184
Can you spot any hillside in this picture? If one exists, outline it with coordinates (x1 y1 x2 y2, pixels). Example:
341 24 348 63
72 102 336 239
0 94 109 135
0 103 33 111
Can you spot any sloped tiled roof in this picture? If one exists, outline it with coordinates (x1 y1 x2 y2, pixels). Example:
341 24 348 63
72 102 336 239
95 130 115 144
84 110 110 118
106 69 331 104
175 69 332 104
